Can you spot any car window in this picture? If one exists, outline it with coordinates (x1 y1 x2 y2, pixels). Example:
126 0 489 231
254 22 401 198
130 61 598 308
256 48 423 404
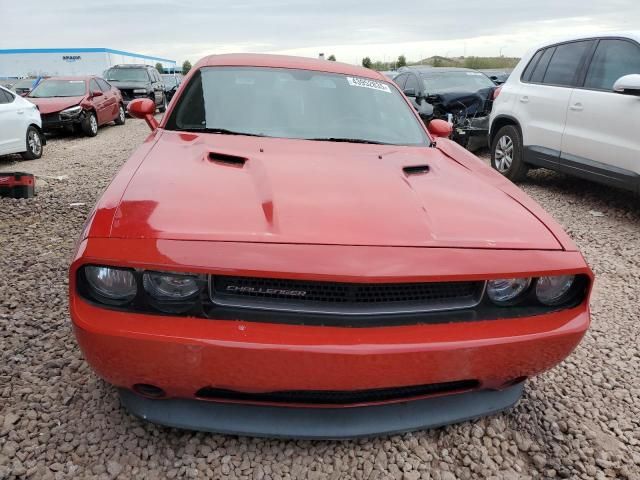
543 41 592 87
166 67 429 146
528 48 555 83
90 79 100 93
29 79 87 98
104 68 150 82
404 74 419 92
394 74 407 89
0 88 15 104
584 39 640 90
421 71 496 92
96 78 112 92
521 50 544 82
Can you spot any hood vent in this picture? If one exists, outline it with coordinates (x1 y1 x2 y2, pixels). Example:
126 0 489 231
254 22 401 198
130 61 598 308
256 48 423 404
209 152 248 167
403 165 430 176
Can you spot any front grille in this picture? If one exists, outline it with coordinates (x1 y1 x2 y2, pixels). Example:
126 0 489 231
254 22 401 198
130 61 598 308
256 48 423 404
41 113 60 124
118 88 133 100
195 380 479 405
210 276 485 315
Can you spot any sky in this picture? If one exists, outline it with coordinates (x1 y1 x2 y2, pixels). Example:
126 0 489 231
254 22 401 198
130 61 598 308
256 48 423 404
2 1 639 65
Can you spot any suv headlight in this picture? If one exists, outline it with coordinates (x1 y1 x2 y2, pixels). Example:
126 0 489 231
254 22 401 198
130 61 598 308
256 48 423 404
487 278 531 304
84 266 137 305
535 275 575 305
60 105 82 117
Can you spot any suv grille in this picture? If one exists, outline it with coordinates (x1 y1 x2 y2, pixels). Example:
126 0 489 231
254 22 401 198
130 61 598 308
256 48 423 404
210 276 485 315
195 380 479 405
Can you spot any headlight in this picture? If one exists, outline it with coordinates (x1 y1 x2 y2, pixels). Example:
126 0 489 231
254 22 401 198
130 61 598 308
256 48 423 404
133 88 148 94
143 271 202 300
84 266 137 304
487 278 531 304
60 105 82 117
536 275 575 305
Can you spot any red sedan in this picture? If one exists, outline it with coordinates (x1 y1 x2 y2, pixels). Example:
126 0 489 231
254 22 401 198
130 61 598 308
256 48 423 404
69 54 592 438
27 76 125 136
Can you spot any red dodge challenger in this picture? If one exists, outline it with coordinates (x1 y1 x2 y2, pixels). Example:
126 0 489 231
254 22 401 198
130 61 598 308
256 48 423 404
69 54 592 439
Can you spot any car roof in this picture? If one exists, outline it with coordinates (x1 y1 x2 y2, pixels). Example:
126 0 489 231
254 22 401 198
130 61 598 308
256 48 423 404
403 67 482 74
194 53 387 81
110 64 152 69
529 30 640 51
41 76 92 81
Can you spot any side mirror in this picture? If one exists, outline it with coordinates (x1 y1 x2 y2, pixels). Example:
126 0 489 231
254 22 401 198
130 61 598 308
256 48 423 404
427 119 452 139
403 88 416 97
128 98 158 130
613 74 640 96
92 90 103 97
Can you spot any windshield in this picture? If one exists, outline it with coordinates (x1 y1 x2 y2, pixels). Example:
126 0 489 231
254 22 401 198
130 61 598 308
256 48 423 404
162 75 178 87
29 79 86 98
104 68 149 82
166 67 428 145
421 71 495 93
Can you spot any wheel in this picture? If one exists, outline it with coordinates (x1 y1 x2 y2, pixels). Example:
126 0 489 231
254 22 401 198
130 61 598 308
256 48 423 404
158 94 167 113
114 104 126 125
491 125 528 182
81 111 98 137
20 126 43 160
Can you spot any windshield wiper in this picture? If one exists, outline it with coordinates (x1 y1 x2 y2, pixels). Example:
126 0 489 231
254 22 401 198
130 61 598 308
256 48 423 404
181 128 267 137
307 137 389 145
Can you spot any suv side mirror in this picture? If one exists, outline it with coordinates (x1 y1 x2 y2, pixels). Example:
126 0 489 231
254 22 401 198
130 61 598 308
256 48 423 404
403 88 416 97
128 98 158 130
613 74 640 96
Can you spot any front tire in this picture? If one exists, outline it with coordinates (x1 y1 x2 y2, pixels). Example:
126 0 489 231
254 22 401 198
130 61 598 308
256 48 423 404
114 104 126 125
81 111 98 137
491 125 528 182
20 126 43 160
158 94 167 113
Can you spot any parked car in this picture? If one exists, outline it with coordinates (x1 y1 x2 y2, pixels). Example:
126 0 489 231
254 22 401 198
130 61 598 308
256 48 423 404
70 54 592 439
104 64 166 112
480 69 511 85
0 85 45 159
490 32 640 192
26 76 125 136
395 67 498 151
11 77 39 96
161 73 183 102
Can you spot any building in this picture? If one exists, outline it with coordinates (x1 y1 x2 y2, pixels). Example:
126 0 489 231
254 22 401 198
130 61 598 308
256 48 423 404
0 48 177 79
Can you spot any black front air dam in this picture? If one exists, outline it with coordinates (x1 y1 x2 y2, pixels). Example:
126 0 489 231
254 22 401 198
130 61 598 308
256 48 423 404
118 382 524 439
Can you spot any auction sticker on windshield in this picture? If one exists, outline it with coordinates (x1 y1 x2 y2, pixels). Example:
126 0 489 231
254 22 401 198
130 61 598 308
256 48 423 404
347 77 391 93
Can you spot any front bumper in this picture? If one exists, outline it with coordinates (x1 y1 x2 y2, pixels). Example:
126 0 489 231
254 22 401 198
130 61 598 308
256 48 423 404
70 239 591 437
41 112 83 130
118 382 524 439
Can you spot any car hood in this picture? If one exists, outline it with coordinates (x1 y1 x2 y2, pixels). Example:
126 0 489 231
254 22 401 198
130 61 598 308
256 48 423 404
27 96 84 114
110 130 561 249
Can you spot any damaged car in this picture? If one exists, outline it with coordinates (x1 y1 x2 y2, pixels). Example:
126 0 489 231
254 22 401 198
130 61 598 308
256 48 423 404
395 67 499 151
69 54 592 439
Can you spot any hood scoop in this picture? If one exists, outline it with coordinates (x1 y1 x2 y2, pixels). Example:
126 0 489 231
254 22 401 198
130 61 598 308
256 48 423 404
403 164 430 176
209 152 248 167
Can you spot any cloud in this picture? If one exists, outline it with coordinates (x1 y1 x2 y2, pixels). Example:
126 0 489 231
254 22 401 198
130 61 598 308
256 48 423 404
2 1 638 63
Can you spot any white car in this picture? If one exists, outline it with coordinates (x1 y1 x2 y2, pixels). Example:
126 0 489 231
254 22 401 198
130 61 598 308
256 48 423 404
489 32 640 192
0 85 44 159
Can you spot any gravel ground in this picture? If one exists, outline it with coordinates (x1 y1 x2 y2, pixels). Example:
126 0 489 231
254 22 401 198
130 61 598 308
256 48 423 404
1 121 639 479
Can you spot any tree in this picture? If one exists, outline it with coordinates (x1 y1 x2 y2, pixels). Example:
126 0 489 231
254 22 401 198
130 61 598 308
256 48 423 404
397 55 407 68
155 62 164 73
182 60 192 75
327 54 336 61
361 57 372 69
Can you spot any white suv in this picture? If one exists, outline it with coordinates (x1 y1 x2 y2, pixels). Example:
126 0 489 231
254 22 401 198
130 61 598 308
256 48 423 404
489 32 640 192
0 85 45 159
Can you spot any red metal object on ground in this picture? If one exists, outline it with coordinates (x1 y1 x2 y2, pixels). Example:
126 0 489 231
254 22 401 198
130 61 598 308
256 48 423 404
0 172 35 198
